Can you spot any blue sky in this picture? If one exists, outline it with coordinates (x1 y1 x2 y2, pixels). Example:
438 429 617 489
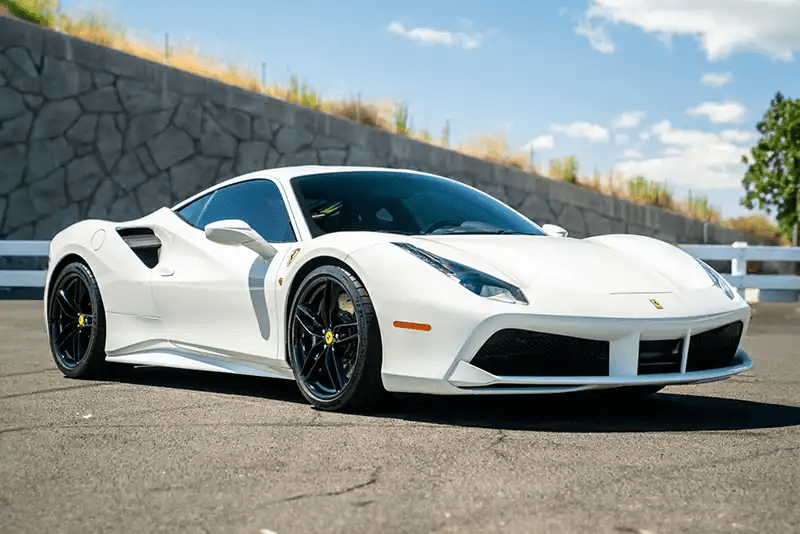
61 0 800 218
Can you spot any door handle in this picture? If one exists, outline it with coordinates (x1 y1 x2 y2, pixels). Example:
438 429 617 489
157 266 174 277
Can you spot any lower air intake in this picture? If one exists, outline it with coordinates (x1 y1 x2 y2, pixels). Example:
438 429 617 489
638 338 683 375
686 321 743 372
470 329 609 377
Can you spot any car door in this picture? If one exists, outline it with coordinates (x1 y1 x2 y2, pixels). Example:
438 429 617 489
149 179 298 365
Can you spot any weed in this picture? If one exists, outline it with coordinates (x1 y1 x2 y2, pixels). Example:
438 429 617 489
394 102 409 135
627 176 673 209
459 134 530 170
685 195 720 222
549 156 578 183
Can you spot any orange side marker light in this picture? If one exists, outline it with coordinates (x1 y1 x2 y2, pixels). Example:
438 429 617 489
393 321 432 332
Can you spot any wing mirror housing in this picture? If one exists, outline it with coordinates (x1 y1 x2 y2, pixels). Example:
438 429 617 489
204 219 277 260
541 224 568 238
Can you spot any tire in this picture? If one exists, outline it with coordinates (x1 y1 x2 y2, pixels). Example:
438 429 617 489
288 265 383 411
47 262 108 378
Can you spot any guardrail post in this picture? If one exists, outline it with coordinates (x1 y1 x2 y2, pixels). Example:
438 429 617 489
731 241 748 298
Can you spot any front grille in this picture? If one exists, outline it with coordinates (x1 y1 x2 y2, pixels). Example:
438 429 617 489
686 321 743 372
638 338 683 374
470 329 609 377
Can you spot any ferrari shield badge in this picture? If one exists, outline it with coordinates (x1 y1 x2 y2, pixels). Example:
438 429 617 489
287 248 300 267
649 298 663 310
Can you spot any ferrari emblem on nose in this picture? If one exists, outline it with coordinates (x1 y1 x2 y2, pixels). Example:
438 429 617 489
649 299 663 310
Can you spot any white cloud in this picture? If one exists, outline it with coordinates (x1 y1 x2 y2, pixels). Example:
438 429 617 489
616 120 758 188
582 0 800 61
522 134 554 151
613 110 646 128
720 129 757 143
615 133 630 144
701 72 733 86
622 148 642 158
686 100 746 123
574 19 615 53
550 121 610 142
387 21 483 50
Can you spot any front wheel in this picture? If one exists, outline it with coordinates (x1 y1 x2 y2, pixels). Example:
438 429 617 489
47 262 108 378
288 265 383 411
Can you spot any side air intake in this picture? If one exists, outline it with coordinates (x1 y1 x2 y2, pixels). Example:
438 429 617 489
116 228 161 269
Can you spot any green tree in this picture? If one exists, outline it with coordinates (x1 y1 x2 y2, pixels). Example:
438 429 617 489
1 0 59 27
742 92 800 245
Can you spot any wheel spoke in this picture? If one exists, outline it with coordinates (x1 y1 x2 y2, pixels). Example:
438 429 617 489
75 278 88 314
332 344 348 390
319 280 332 327
72 327 82 362
56 289 78 318
334 332 358 344
296 306 323 336
327 282 340 327
332 322 357 333
55 326 77 352
300 341 327 378
325 345 341 390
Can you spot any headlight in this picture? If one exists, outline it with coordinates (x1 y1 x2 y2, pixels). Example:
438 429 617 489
393 242 528 305
695 258 735 300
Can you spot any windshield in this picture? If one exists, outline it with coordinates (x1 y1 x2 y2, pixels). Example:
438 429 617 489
291 171 545 237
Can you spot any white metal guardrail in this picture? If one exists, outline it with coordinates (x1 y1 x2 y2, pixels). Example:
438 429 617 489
679 242 800 301
0 240 49 288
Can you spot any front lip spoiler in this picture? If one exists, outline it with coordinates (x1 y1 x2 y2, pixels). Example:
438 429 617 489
449 349 752 389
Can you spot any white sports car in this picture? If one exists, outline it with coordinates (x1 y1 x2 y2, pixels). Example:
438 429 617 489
45 166 752 411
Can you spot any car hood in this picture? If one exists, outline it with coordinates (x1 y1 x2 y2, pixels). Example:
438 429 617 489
412 234 679 295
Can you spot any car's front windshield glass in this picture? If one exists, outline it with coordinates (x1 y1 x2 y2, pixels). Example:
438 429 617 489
291 171 545 237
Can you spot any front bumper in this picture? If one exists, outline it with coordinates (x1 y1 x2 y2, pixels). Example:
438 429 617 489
377 298 751 395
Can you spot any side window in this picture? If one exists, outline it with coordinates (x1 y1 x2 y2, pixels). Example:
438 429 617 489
175 193 212 227
195 180 296 243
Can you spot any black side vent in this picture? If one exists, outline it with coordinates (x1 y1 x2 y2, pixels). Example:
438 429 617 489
117 228 161 269
638 338 683 375
470 329 610 377
687 321 743 372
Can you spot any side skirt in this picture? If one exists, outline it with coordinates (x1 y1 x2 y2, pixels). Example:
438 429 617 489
106 346 294 380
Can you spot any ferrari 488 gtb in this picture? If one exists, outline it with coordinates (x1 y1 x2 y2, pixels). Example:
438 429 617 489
45 166 752 410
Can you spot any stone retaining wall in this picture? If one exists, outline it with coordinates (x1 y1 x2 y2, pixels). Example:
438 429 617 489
0 15 757 245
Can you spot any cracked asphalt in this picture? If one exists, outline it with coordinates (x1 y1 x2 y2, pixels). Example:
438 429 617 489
1 300 799 534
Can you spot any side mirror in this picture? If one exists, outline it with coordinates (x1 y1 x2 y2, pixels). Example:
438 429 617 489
541 224 568 238
204 219 277 260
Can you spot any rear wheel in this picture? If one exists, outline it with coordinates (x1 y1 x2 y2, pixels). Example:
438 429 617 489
47 262 108 378
288 265 383 411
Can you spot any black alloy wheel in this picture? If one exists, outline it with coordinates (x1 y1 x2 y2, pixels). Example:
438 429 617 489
48 262 108 378
289 265 383 411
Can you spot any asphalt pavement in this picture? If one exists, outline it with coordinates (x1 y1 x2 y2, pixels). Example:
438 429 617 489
1 300 799 534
